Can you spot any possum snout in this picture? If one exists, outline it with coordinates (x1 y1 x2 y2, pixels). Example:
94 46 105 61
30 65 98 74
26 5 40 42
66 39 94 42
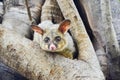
49 43 57 51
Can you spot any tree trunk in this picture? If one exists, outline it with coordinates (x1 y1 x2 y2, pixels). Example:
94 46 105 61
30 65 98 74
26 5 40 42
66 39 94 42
0 27 105 80
41 0 63 23
77 0 120 79
77 0 109 77
56 0 101 69
101 0 120 79
101 0 120 58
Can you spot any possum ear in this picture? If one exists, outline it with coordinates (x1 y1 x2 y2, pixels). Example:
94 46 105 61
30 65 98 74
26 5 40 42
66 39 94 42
31 25 44 35
58 19 71 34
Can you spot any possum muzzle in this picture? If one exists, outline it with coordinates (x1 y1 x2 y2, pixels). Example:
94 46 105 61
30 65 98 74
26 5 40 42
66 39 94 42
49 43 57 51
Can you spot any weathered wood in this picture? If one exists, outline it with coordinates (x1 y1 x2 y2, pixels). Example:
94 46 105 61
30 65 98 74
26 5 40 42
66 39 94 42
101 0 120 79
2 7 32 39
77 0 109 77
110 0 120 43
101 0 120 58
41 0 63 23
78 0 120 79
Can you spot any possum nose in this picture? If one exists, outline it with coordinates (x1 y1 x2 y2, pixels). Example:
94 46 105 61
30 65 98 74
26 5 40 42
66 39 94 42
49 43 56 51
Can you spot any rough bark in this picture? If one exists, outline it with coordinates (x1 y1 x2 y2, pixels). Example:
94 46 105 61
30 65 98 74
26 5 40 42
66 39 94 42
41 0 63 23
3 0 20 13
101 0 120 79
110 0 120 43
0 27 105 80
101 0 120 58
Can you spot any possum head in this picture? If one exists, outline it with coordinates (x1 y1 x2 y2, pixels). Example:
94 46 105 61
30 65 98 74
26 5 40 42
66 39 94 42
32 19 71 52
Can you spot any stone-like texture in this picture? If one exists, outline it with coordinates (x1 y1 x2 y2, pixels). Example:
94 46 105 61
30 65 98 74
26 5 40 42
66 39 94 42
110 0 120 43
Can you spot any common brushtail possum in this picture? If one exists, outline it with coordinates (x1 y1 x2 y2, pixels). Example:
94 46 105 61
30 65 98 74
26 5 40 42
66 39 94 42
31 19 75 59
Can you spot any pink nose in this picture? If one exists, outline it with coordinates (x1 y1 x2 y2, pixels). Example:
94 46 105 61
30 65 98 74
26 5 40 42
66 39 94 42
49 43 56 51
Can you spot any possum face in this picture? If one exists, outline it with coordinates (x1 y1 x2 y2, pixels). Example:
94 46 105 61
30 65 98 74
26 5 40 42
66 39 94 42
40 29 67 52
32 19 71 52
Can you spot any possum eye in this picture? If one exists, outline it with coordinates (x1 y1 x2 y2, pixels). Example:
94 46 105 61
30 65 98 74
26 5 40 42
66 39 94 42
44 37 50 43
55 36 61 42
